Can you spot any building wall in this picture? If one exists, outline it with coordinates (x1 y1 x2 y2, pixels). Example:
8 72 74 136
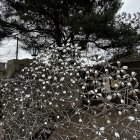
6 59 33 78
0 63 6 79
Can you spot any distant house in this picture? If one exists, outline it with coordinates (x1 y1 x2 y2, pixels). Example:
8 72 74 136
0 62 5 71
0 62 6 79
119 49 140 63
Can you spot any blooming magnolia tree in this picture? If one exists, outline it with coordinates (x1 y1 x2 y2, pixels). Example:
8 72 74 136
1 43 140 140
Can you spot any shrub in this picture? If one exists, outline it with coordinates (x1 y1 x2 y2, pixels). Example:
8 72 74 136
1 43 140 140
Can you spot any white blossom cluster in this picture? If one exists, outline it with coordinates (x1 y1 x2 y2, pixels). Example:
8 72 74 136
1 43 140 140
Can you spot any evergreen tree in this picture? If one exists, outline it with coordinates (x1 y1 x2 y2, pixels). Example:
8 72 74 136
0 9 13 40
1 0 140 59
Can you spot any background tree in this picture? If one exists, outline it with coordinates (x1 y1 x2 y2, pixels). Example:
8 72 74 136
1 0 140 60
0 5 13 41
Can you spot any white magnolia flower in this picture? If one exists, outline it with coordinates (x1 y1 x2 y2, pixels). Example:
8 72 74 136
115 132 120 138
128 116 135 121
79 118 82 123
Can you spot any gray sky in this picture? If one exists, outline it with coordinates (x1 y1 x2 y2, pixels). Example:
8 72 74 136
120 0 140 13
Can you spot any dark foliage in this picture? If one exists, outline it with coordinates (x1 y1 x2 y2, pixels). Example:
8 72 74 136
0 0 140 59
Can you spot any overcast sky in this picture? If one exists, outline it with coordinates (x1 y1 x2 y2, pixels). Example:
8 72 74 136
120 0 140 13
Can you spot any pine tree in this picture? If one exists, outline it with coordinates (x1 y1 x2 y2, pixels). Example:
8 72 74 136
1 0 140 59
0 13 13 41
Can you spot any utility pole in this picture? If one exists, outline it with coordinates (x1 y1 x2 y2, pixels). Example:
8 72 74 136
16 37 18 60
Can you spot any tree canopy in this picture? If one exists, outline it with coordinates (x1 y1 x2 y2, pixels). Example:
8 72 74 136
0 0 140 59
